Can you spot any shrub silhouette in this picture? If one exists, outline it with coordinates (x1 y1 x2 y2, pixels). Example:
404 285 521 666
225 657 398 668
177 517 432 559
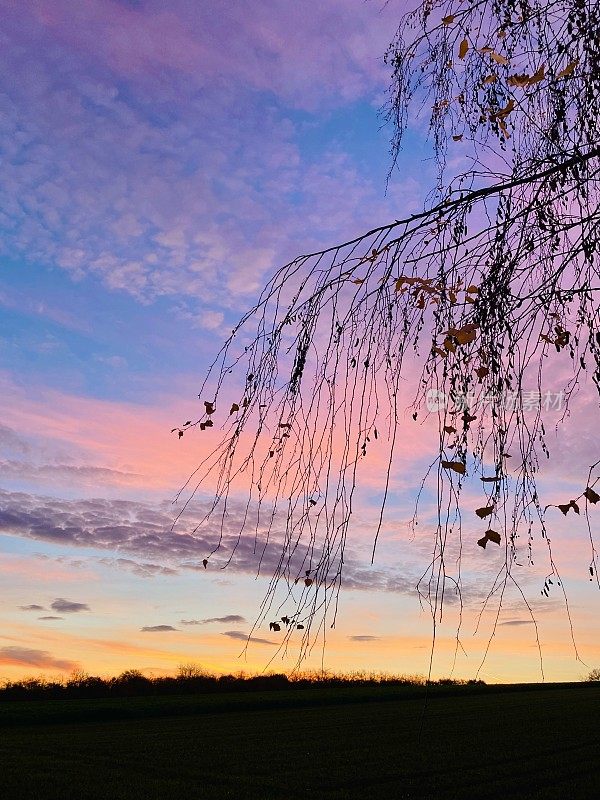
0 669 493 701
583 668 600 682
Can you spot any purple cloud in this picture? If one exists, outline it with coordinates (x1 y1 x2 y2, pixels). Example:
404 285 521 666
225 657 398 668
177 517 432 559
180 615 246 625
8 1 395 106
348 635 380 642
222 630 275 646
50 598 90 613
98 558 178 577
0 0 412 320
0 488 418 595
141 625 178 632
0 461 141 487
0 424 30 455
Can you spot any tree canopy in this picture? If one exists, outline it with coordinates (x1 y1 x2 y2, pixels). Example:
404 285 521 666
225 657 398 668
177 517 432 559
173 0 600 673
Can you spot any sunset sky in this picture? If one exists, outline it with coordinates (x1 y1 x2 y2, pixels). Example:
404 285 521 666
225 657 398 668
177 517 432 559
1 0 599 684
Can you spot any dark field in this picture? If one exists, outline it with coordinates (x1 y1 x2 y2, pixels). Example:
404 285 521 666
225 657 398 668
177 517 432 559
0 683 598 799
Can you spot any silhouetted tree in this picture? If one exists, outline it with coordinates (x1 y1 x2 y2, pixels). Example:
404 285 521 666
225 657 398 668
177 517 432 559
175 0 600 673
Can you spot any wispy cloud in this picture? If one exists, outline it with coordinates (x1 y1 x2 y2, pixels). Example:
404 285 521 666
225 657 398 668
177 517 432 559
50 598 90 613
0 646 78 672
222 630 275 646
180 615 246 625
348 635 380 642
0 375 212 494
140 625 178 632
9 0 395 106
98 558 178 578
0 461 142 487
18 604 45 611
0 425 30 455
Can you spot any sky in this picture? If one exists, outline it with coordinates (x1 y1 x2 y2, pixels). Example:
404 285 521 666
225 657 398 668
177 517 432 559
0 0 599 684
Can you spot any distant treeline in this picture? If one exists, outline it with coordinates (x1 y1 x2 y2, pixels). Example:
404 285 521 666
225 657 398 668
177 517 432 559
0 667 486 701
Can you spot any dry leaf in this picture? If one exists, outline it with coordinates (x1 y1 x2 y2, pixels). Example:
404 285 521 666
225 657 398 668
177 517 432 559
395 276 432 291
490 51 509 65
557 59 579 78
584 487 600 504
452 134 463 141
229 403 240 415
447 323 477 338
497 98 515 118
476 505 494 519
477 529 502 548
528 64 545 84
507 73 531 88
442 14 455 24
455 329 477 345
483 74 498 84
441 460 466 475
459 38 469 59
443 336 456 353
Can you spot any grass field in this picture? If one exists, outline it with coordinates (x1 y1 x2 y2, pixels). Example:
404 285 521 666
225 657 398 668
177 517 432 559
0 683 598 799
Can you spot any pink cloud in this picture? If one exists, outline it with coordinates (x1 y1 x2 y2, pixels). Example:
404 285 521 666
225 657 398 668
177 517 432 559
0 374 201 494
16 0 397 108
0 645 78 672
0 0 426 313
0 554 96 583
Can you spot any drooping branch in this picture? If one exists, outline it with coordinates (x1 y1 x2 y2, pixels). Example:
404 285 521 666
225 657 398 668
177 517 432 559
172 0 600 671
